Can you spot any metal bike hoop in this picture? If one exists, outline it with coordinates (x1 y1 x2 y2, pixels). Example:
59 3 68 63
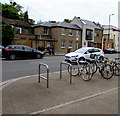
60 61 72 84
38 63 49 88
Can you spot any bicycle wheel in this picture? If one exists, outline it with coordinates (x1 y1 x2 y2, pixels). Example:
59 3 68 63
90 61 97 74
114 64 120 76
101 64 114 79
68 64 79 76
81 63 93 81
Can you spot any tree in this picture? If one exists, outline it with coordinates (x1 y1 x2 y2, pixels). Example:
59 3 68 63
2 3 23 20
28 19 35 25
2 3 35 24
64 19 71 23
2 24 15 47
49 21 56 23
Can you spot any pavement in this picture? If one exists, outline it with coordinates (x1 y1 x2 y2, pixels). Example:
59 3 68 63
0 70 119 115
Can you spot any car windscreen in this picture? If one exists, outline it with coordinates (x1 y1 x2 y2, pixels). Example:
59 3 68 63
75 48 87 53
6 46 14 49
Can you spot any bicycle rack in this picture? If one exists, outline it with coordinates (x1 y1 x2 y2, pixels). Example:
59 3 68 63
38 63 49 88
60 61 72 84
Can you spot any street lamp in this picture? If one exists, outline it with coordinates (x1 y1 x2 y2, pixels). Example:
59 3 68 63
108 14 114 43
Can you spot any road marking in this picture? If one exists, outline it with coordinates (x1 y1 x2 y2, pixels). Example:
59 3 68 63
0 70 119 114
2 60 17 63
0 74 38 89
0 70 68 89
30 87 119 115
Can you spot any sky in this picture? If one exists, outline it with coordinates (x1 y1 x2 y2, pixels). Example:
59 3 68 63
1 0 120 27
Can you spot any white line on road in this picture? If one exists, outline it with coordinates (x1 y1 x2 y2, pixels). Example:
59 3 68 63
0 70 119 114
30 87 119 115
0 74 38 89
0 70 67 89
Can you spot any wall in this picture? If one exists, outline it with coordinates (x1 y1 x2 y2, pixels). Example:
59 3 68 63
94 29 103 48
103 29 118 49
82 24 94 47
51 27 82 53
71 18 95 47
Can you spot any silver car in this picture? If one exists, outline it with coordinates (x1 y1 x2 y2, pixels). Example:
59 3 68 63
64 47 104 63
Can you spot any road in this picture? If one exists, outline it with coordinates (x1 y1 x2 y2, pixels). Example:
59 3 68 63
2 56 64 81
2 54 119 81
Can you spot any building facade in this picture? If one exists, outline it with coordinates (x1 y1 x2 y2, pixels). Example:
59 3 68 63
94 23 103 49
2 16 35 47
71 17 103 48
102 25 120 49
32 22 82 53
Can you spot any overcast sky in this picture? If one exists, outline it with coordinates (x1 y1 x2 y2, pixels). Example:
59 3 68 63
1 0 119 27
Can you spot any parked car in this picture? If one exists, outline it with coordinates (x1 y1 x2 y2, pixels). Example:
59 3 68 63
2 45 45 60
0 45 4 58
116 49 120 53
64 47 104 63
103 48 116 54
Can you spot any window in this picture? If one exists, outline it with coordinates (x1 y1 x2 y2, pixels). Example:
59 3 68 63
88 49 94 53
69 30 73 36
14 46 22 50
86 29 93 40
69 40 73 48
104 34 109 40
97 33 99 37
61 40 65 48
44 27 49 35
61 28 66 35
94 32 99 37
84 42 86 45
88 41 94 47
24 46 33 51
16 27 22 34
93 48 101 52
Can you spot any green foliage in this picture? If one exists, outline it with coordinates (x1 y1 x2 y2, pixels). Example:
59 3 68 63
49 21 56 23
1 3 35 24
2 24 15 47
64 19 71 23
28 19 35 25
2 3 23 20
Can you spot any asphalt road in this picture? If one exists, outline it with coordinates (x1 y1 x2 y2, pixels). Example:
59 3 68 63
2 56 64 81
2 54 119 82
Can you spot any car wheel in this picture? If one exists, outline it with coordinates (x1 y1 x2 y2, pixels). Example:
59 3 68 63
37 54 42 59
79 57 85 61
9 54 16 60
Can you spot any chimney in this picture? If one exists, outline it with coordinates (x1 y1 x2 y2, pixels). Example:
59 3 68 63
24 11 28 23
77 17 80 19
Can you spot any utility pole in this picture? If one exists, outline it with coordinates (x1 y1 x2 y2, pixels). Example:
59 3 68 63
108 14 114 42
108 14 114 48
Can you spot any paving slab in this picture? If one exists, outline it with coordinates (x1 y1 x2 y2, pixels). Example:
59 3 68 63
1 71 118 114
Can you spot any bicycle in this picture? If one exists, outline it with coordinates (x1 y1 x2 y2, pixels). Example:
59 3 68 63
67 59 93 81
105 57 120 76
89 54 114 79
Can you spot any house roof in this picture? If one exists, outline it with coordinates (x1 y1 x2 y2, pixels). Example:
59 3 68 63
33 22 82 30
81 19 103 30
1 16 31 27
102 25 120 31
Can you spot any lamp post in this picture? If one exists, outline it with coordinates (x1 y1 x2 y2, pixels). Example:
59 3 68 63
108 14 114 44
